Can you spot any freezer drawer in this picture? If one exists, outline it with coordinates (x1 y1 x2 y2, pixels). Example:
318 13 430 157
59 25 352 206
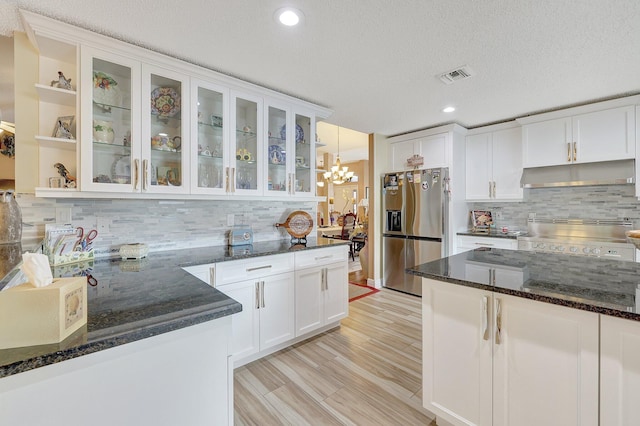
383 236 406 290
405 239 442 296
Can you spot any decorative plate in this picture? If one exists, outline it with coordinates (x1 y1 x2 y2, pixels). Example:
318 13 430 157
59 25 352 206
268 144 285 164
150 87 181 118
276 210 313 238
110 156 131 184
279 124 304 143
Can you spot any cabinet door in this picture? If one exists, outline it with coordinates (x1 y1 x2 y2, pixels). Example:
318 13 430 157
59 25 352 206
465 133 492 200
389 139 416 171
191 80 228 195
142 65 190 194
491 127 523 200
230 92 262 195
292 111 315 196
522 117 572 167
492 294 598 426
573 106 635 164
259 272 295 350
265 103 290 196
324 261 349 323
80 47 141 192
418 134 448 168
601 315 640 425
294 267 323 336
222 280 260 361
422 278 492 426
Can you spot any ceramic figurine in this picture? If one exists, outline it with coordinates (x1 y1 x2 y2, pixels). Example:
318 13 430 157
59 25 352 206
50 71 72 90
54 162 76 187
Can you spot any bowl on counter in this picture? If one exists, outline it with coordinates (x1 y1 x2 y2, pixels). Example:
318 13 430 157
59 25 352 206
625 230 640 249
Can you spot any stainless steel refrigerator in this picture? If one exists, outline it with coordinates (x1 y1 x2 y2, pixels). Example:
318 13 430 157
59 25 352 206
382 168 449 296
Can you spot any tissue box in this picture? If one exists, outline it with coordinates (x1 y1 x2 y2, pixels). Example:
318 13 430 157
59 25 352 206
0 277 87 349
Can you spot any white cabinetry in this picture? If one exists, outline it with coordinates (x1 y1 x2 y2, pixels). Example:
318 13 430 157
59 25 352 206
465 126 522 201
22 11 331 199
600 315 640 425
521 105 635 168
389 133 447 171
294 245 348 335
456 236 518 253
212 254 294 364
422 278 599 426
182 246 349 367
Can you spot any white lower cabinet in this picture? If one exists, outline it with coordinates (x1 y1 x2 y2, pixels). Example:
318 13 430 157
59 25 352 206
600 315 640 425
294 259 348 336
422 278 599 426
222 272 294 361
182 245 348 367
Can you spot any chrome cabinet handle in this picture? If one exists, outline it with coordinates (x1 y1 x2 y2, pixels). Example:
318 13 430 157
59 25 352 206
225 167 229 192
209 266 215 288
315 255 332 260
492 181 496 198
142 159 148 191
495 298 502 345
488 181 492 198
255 282 260 309
324 268 329 291
482 296 489 341
573 142 577 162
260 281 265 308
134 159 140 190
474 242 494 246
231 168 236 192
247 265 272 272
567 142 571 162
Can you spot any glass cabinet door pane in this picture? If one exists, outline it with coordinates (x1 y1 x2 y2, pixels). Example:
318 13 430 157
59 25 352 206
197 87 224 189
92 58 132 185
235 98 258 191
267 106 287 193
149 74 183 188
294 113 312 193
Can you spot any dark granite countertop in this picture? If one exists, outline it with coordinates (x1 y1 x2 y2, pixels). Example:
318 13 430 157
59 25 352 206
0 238 348 378
457 230 525 239
407 248 640 321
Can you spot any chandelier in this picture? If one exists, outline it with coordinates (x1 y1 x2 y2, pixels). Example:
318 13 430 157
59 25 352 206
323 126 355 185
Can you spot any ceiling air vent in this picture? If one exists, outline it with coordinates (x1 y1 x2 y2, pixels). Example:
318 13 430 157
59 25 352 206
438 65 475 85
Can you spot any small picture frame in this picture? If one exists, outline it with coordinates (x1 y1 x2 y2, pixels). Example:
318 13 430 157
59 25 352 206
471 210 493 230
52 116 75 140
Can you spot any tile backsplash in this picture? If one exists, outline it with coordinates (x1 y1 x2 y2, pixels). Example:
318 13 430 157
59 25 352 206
16 194 315 257
470 185 640 232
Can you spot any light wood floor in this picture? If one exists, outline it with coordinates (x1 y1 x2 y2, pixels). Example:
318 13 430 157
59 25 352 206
233 286 437 425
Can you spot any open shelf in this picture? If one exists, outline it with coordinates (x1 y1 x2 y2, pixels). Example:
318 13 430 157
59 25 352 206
35 136 77 150
35 84 76 106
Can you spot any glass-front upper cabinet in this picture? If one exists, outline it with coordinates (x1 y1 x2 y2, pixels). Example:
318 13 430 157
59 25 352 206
266 103 289 196
142 65 190 194
293 111 315 195
231 92 261 195
80 47 141 192
191 80 228 195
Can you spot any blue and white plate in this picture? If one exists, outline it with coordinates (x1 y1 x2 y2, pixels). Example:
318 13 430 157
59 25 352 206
268 145 285 164
279 124 304 143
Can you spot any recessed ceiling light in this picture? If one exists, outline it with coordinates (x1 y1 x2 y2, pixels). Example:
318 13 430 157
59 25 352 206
442 106 456 113
275 7 303 26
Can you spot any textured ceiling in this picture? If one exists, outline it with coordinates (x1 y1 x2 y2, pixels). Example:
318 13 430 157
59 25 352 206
3 0 640 143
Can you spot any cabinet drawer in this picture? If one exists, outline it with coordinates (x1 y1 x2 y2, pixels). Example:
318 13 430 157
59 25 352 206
213 253 294 287
457 235 517 251
295 245 347 269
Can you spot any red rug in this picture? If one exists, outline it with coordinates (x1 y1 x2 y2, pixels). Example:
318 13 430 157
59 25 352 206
348 281 380 302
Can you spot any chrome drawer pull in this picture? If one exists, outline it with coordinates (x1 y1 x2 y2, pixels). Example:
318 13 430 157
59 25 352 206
246 265 272 272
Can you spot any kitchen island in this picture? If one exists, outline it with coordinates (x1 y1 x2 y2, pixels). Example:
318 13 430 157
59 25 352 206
0 238 347 426
407 248 640 426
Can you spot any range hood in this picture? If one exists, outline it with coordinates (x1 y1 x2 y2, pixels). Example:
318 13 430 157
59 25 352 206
520 160 635 188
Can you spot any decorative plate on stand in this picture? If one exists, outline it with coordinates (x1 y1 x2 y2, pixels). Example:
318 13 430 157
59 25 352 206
276 210 313 239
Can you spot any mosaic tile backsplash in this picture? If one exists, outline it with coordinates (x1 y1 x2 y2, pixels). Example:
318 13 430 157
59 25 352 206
471 185 640 232
16 194 316 258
